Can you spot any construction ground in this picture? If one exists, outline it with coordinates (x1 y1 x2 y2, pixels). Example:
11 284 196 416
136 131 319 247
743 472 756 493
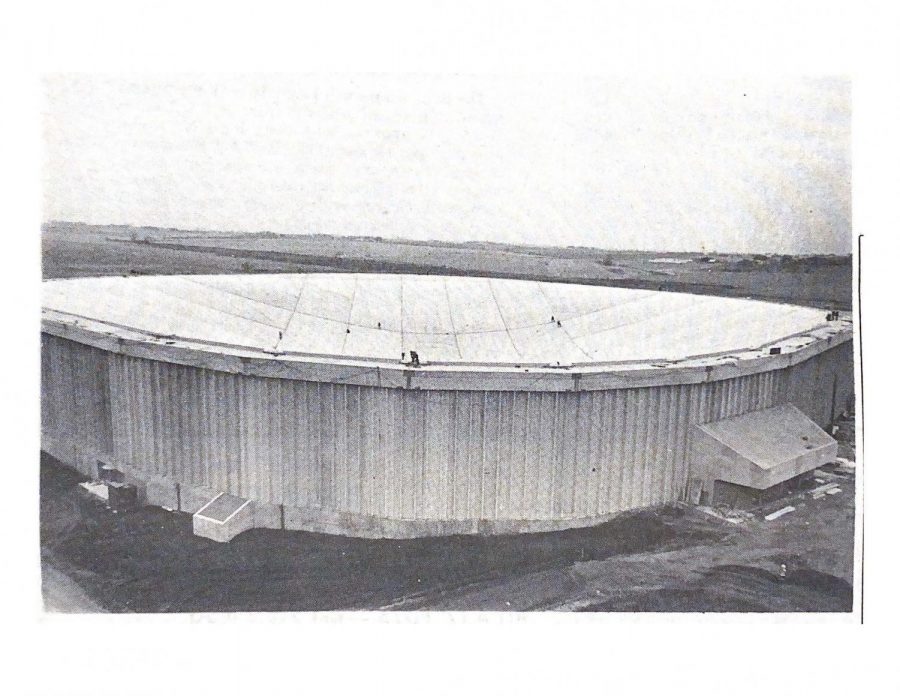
41 407 856 613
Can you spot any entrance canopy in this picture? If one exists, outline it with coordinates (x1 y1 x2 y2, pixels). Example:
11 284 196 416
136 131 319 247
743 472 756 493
693 403 837 490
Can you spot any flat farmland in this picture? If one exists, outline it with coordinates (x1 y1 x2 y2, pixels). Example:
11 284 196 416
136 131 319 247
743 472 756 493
43 221 852 309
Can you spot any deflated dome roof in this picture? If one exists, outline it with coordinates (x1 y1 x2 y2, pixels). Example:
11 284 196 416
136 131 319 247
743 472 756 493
42 273 835 367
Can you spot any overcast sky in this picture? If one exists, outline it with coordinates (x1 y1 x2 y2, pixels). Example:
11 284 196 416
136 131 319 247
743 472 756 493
43 74 851 254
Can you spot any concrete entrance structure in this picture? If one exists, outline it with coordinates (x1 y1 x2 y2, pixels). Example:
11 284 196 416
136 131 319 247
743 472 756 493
691 403 839 505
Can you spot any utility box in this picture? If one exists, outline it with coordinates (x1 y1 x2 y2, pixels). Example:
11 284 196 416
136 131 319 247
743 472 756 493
97 461 124 484
107 482 138 511
193 493 254 542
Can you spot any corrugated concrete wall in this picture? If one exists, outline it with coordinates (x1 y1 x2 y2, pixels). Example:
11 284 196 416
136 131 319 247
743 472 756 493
41 334 854 530
782 340 855 427
41 334 113 477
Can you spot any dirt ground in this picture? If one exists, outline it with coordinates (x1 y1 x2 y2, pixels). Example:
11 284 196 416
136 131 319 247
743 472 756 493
41 449 855 613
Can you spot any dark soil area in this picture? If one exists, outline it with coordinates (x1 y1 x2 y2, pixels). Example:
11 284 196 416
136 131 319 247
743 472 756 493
41 453 722 612
41 450 854 612
577 565 852 612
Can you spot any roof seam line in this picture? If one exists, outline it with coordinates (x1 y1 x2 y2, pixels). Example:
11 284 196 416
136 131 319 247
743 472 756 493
151 284 285 333
339 275 359 354
276 277 307 351
487 279 524 361
184 277 296 312
535 282 593 362
442 277 464 361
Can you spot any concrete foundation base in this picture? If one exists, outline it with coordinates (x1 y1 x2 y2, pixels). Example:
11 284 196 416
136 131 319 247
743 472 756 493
278 505 623 539
127 471 628 540
53 455 657 540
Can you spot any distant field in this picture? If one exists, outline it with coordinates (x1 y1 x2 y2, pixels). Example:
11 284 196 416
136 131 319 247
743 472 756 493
42 221 853 309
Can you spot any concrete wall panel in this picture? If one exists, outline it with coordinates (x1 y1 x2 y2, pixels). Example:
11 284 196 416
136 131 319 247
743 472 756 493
41 332 855 537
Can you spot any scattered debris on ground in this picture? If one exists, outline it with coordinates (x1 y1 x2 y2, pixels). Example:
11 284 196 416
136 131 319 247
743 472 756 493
696 505 755 525
78 481 108 502
764 506 796 521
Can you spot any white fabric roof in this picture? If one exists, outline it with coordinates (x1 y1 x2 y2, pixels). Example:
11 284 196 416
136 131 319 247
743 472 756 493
42 273 831 366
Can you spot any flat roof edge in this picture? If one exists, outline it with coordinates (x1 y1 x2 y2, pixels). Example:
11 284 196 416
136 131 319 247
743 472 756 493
41 315 853 392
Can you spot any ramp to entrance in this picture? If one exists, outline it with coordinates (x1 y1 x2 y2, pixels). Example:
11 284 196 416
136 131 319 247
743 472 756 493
692 403 837 499
193 493 254 542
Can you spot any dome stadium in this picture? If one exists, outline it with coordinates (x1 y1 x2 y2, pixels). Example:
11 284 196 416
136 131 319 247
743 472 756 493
40 273 854 540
